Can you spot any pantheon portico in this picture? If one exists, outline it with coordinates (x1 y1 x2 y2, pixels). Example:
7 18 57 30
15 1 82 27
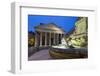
34 23 65 47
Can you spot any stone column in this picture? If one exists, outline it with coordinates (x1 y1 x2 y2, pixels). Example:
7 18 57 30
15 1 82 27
55 33 57 45
49 32 51 46
40 32 42 47
61 34 63 39
35 32 37 47
57 33 59 45
45 32 47 46
60 34 63 44
53 33 55 45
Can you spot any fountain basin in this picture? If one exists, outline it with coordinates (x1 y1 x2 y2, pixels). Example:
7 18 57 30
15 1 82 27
49 47 88 59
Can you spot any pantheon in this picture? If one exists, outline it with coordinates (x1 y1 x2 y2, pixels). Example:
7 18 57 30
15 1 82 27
34 23 65 47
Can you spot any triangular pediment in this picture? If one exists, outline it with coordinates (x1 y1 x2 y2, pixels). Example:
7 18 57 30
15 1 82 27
35 23 65 33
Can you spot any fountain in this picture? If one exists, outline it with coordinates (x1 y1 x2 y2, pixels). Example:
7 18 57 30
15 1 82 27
52 38 69 49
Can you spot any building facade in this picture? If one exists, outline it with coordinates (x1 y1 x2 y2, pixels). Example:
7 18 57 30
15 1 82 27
74 17 88 37
34 23 65 47
67 17 88 39
65 17 88 47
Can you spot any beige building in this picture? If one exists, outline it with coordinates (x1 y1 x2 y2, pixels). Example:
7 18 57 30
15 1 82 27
65 17 88 47
68 17 88 39
34 23 65 47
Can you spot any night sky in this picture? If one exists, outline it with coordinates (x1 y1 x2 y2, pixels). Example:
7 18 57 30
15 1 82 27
28 15 78 33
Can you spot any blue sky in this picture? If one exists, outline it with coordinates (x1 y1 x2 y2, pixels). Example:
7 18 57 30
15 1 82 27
28 15 78 33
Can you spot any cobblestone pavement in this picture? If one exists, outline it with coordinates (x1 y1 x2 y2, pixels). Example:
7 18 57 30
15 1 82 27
28 49 52 61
